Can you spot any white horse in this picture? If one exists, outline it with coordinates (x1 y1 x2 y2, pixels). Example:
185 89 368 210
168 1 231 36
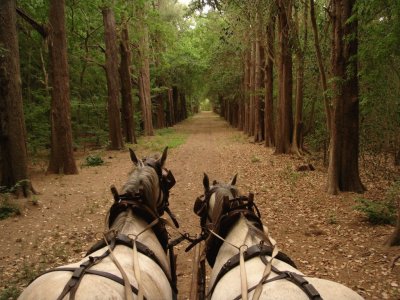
19 148 176 300
193 174 364 300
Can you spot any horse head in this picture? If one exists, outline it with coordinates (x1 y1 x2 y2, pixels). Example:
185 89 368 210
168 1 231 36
107 147 177 248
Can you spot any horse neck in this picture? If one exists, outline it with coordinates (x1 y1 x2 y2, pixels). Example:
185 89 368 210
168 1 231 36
211 215 262 278
111 210 150 237
110 210 169 268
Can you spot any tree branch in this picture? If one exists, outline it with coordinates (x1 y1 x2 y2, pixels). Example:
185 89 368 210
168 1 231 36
16 7 48 38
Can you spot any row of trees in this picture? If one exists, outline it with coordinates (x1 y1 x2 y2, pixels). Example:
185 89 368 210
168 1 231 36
0 0 202 195
193 0 399 195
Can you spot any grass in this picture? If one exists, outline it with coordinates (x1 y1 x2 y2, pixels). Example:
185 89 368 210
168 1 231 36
354 198 396 225
0 196 21 220
82 154 104 167
280 165 302 187
354 180 399 225
137 128 187 151
230 134 247 144
0 285 21 300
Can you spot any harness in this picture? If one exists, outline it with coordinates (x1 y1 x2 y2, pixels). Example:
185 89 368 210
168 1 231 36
193 188 323 300
37 161 179 300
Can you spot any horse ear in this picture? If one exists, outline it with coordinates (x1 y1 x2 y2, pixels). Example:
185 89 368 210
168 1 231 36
159 146 168 167
230 173 238 186
129 148 139 166
203 173 210 192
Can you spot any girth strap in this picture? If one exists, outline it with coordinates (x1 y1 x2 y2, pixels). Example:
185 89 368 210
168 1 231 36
207 244 297 297
42 234 177 299
49 268 144 299
87 233 177 294
55 238 117 300
232 265 323 300
207 244 322 300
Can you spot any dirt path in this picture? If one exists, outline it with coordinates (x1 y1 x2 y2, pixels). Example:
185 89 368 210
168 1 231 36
0 112 399 299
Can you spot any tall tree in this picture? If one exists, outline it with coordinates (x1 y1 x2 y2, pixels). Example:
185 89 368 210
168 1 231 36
102 6 124 149
0 0 32 196
291 0 308 155
254 13 263 143
264 16 275 147
47 0 78 174
327 0 365 194
310 0 332 134
137 3 154 136
119 18 137 144
275 0 293 154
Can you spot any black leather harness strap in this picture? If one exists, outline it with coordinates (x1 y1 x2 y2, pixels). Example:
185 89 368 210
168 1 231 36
207 244 298 297
206 244 322 300
49 268 142 298
42 233 178 300
232 265 323 300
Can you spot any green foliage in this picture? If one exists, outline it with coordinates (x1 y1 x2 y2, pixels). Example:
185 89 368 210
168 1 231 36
83 155 104 167
355 198 396 225
138 128 187 151
0 197 21 220
355 181 399 225
0 285 21 300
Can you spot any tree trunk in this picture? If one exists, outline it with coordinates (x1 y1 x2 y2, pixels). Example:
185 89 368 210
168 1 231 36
291 1 308 155
119 20 137 144
265 17 275 147
327 0 365 194
137 6 154 136
244 48 251 135
275 0 293 154
102 7 124 150
310 0 332 134
254 16 263 143
386 199 400 246
47 0 78 174
167 88 175 126
249 38 256 137
0 0 32 196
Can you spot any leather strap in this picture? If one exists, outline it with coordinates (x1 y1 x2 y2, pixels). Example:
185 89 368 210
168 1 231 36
207 244 322 300
49 268 143 299
207 244 297 297
87 233 177 294
232 266 323 300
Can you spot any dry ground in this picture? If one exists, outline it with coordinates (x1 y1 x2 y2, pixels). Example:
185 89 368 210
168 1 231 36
0 111 399 299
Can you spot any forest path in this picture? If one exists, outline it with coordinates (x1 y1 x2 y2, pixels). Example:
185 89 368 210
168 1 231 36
0 112 398 299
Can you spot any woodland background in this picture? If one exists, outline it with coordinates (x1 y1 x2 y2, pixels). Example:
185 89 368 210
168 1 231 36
0 0 399 278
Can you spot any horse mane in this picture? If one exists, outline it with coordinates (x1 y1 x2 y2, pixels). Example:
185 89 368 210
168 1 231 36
104 165 160 230
210 183 239 225
122 165 159 208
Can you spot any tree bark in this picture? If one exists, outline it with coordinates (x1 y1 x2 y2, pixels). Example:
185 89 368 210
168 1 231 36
264 17 275 147
0 0 32 196
327 0 365 194
119 20 137 144
102 7 124 150
291 1 308 155
275 0 293 154
47 0 78 174
386 198 400 246
310 0 332 134
167 88 175 126
254 15 263 143
137 5 154 136
244 47 251 135
249 37 256 137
